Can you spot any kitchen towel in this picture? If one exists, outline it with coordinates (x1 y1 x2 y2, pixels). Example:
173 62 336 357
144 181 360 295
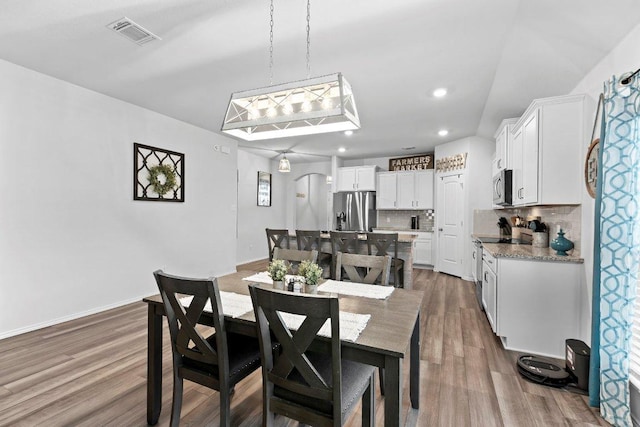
242 272 303 286
318 279 394 300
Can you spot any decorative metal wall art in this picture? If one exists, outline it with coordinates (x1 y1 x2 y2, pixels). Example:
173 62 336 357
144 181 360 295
435 153 468 172
134 143 184 202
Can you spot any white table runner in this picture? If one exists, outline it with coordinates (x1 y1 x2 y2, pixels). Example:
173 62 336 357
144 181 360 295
180 291 253 318
317 279 394 300
242 272 302 286
278 311 370 342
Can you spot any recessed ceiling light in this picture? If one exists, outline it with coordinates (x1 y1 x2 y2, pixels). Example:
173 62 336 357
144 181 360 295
338 147 346 153
344 130 353 136
433 88 447 98
438 129 449 136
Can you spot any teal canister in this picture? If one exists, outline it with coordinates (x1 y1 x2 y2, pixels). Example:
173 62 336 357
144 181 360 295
550 229 574 256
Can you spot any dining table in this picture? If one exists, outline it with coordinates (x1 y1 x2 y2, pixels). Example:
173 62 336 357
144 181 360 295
143 270 424 426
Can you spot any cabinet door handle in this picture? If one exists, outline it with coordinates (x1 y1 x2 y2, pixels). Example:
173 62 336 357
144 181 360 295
415 200 419 207
484 272 488 281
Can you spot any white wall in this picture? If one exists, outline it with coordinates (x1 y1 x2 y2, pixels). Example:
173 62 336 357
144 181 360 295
570 22 640 344
236 150 287 264
295 174 329 230
0 59 238 338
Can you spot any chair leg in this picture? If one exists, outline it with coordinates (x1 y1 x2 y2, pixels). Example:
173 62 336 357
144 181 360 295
379 368 385 396
220 386 232 427
170 373 184 427
362 374 375 427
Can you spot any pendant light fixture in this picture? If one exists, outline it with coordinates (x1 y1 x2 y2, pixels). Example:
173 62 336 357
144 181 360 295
278 152 291 173
221 0 360 141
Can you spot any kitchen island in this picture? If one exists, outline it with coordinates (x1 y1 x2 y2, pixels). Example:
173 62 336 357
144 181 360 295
291 232 417 289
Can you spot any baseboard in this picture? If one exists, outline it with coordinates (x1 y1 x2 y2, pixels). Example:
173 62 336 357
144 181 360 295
0 293 150 340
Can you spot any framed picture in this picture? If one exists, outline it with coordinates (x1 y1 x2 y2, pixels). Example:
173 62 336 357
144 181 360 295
134 143 184 202
257 171 271 207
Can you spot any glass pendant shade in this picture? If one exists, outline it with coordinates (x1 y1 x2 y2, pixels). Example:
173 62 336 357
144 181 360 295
221 73 360 141
278 155 291 173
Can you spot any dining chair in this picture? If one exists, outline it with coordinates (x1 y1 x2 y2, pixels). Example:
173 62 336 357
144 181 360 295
153 270 263 427
266 228 290 261
366 232 405 288
334 252 391 395
295 229 332 277
248 285 375 427
329 231 360 279
273 247 318 274
335 252 392 286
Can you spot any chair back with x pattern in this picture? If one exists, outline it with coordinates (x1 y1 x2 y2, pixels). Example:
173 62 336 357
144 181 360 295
154 270 227 371
249 285 343 425
266 228 290 261
329 231 360 279
335 252 391 286
366 232 399 259
296 230 322 251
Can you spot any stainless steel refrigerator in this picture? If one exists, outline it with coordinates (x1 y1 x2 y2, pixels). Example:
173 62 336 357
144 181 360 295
333 191 377 232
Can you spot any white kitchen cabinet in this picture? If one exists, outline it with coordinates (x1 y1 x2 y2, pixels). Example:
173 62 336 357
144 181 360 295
377 169 433 210
492 118 518 176
376 172 397 209
396 172 415 209
509 94 588 206
413 232 433 265
484 252 581 359
337 166 378 192
482 251 497 333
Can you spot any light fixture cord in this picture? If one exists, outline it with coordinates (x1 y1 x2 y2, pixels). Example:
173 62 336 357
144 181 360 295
306 0 311 79
269 0 274 85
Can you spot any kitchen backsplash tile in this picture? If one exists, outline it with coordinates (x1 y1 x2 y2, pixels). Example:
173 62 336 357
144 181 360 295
377 209 435 231
473 206 582 250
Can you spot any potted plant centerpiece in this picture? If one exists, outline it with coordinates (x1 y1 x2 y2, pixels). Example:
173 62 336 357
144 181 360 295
267 259 288 290
298 260 323 294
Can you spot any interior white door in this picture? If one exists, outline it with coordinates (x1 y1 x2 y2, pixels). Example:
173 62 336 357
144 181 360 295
437 173 464 277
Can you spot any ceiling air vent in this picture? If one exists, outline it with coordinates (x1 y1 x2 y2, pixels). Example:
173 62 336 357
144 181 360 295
107 17 161 46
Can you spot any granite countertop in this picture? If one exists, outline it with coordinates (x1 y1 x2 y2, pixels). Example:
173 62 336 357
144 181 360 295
473 234 583 263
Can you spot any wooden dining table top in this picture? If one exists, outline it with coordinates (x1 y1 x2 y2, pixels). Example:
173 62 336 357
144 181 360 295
144 270 424 359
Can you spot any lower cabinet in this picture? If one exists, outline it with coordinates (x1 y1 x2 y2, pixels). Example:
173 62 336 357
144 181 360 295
413 232 433 266
486 254 581 359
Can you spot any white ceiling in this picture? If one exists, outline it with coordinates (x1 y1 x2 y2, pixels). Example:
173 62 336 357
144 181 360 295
1 0 639 162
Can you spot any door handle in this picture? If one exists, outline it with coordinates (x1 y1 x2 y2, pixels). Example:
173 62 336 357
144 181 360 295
438 228 443 232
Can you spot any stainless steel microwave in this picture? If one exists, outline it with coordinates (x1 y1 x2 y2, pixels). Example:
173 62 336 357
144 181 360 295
493 169 512 206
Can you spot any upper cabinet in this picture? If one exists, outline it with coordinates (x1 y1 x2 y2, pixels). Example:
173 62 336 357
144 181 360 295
377 172 397 209
508 94 589 206
492 118 518 176
336 166 379 192
376 170 434 210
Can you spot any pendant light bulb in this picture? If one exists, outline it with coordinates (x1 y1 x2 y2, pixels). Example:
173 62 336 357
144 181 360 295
278 153 291 173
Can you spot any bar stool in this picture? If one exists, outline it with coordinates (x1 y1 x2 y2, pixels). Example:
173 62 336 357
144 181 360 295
329 231 360 279
366 232 405 288
295 230 332 278
265 228 290 261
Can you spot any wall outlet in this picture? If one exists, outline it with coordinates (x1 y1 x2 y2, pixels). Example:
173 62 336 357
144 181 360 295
386 217 390 223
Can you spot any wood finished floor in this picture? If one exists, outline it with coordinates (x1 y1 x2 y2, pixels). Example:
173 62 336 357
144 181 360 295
0 266 610 426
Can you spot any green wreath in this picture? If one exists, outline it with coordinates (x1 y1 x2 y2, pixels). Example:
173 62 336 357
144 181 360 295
148 164 177 196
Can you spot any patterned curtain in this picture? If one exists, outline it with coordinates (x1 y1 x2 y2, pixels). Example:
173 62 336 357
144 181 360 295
591 73 640 426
